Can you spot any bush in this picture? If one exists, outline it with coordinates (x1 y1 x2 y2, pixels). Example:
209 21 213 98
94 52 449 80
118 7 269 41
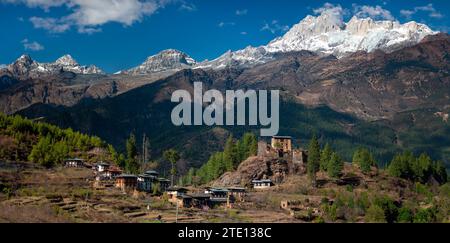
373 196 398 223
365 205 387 223
413 208 437 223
397 206 413 223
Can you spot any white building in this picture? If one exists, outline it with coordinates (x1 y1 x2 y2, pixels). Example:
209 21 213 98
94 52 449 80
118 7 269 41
252 179 274 189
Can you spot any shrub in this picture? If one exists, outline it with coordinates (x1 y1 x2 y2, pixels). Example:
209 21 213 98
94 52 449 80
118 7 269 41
397 206 413 223
365 205 386 223
413 208 437 223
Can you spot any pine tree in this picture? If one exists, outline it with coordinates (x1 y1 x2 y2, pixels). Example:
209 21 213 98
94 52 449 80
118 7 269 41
125 133 140 174
185 168 195 186
327 152 344 178
249 133 258 157
320 143 332 172
242 133 258 158
163 149 180 187
353 148 376 174
223 135 237 170
412 153 432 183
307 134 321 187
434 161 448 184
388 151 413 179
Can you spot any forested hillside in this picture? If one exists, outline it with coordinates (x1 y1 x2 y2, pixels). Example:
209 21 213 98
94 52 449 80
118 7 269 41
0 113 117 167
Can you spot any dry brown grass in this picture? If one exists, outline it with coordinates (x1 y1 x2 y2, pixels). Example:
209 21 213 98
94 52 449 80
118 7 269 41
0 203 72 223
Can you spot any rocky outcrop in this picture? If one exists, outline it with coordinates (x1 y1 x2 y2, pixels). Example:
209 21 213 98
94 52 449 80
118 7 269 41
212 156 292 187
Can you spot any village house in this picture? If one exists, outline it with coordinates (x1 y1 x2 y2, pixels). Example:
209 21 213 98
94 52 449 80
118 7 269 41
115 174 137 192
167 187 189 204
252 179 274 189
96 166 123 181
227 187 247 202
137 174 153 192
205 188 229 205
175 195 193 208
158 178 171 192
107 166 123 179
94 162 110 173
163 187 248 209
189 194 211 208
144 170 159 178
271 136 292 156
64 158 84 168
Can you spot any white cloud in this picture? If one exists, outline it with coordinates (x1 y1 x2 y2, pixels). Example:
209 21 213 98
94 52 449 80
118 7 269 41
313 3 346 25
179 2 196 12
261 20 289 34
21 39 44 51
77 26 102 34
3 0 174 34
29 16 71 33
400 9 415 19
400 4 444 19
218 21 235 28
66 0 163 26
313 2 344 16
235 9 248 16
353 5 395 21
240 31 247 35
1 0 66 11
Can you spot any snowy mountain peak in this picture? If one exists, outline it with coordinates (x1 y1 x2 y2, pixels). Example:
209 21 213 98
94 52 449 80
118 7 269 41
55 54 79 66
198 12 437 70
15 54 34 66
5 54 104 78
147 49 196 65
266 12 437 58
127 49 197 75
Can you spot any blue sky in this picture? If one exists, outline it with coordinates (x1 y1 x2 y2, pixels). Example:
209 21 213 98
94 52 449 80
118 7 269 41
1 0 449 73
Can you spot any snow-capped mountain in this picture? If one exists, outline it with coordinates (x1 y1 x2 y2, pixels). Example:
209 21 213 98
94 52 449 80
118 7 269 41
195 46 272 70
202 12 437 69
126 49 196 75
53 54 104 74
265 15 436 58
2 54 104 78
2 11 438 76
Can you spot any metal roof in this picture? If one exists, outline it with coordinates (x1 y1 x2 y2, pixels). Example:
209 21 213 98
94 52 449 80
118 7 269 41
96 161 110 166
177 195 192 199
272 136 292 139
115 174 137 178
252 179 273 183
227 187 246 191
189 193 211 199
144 170 159 175
210 188 229 193
167 187 189 192
65 158 84 161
